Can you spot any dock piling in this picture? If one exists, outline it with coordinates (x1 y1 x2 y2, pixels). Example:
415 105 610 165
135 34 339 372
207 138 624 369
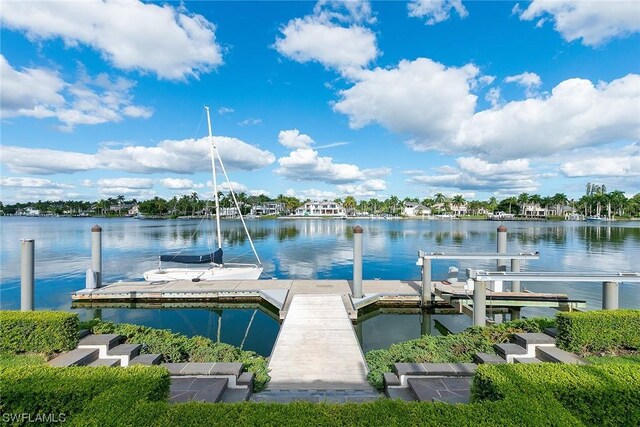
421 256 432 306
602 281 618 310
511 258 521 292
353 225 363 298
496 226 507 271
91 225 102 288
20 239 34 311
472 279 486 326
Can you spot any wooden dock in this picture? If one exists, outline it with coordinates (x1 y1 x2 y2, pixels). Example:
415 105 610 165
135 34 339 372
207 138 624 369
267 294 372 390
71 279 586 318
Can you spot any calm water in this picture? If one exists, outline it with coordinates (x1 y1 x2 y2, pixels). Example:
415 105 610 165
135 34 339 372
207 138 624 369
1 217 639 356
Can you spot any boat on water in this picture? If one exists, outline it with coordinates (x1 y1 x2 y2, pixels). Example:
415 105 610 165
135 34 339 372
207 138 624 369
488 211 515 220
586 215 607 222
143 107 263 282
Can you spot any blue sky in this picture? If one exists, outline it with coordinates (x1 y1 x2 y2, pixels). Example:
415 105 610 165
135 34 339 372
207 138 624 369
1 0 639 204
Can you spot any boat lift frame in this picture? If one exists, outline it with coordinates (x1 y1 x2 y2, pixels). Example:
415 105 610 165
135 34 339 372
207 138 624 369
466 269 640 326
417 250 541 305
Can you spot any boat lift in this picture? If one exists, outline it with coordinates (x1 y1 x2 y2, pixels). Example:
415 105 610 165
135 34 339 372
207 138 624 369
417 250 541 304
467 270 640 326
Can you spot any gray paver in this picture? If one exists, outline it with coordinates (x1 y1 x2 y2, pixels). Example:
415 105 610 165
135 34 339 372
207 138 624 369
48 348 98 367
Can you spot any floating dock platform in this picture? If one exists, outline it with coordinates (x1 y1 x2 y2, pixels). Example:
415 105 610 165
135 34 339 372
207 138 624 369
71 279 585 320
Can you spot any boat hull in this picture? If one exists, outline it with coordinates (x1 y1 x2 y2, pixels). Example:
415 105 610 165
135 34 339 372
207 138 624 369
143 265 263 282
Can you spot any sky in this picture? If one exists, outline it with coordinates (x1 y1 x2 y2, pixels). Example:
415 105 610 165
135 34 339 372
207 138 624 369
1 0 639 204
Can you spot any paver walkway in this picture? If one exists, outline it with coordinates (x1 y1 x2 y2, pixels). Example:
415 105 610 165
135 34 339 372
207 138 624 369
267 294 373 390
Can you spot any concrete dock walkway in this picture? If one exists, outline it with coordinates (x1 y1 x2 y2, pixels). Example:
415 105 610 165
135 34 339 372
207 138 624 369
267 294 373 390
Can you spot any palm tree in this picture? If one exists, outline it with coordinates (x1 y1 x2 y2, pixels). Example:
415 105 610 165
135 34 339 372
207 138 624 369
551 193 568 217
517 193 530 217
343 196 357 216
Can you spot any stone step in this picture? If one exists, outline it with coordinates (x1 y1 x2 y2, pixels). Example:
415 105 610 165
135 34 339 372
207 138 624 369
513 333 555 348
408 377 471 403
79 334 122 350
473 353 507 364
169 377 228 403
493 343 527 363
237 372 255 390
79 329 91 339
129 354 163 366
48 348 98 367
383 373 401 387
394 362 476 378
108 344 142 359
536 347 587 364
88 358 121 367
544 327 558 338
220 388 252 403
514 357 542 364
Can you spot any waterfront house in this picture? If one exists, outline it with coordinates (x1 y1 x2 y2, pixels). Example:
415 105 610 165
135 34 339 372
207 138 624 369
403 202 431 217
251 202 286 217
294 201 346 217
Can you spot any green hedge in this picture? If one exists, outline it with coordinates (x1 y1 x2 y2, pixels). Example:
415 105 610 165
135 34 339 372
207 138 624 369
472 363 640 427
70 396 582 427
365 317 555 389
0 364 169 425
0 310 79 354
89 320 270 391
556 309 640 354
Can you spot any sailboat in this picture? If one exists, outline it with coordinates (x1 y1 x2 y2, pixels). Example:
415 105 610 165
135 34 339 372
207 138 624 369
143 107 263 282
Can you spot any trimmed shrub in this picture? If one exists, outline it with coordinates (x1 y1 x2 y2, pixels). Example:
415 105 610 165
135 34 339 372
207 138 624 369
71 396 582 427
556 309 640 354
365 317 555 389
0 310 79 354
90 320 269 391
472 363 640 427
0 364 169 424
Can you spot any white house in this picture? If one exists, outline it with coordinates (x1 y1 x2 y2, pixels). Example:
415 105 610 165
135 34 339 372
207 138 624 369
294 201 346 216
403 202 430 217
251 202 286 216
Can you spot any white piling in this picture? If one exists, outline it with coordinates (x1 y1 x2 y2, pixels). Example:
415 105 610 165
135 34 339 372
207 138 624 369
20 239 34 311
91 225 102 288
602 281 619 310
353 225 363 298
421 257 432 306
496 226 507 271
511 258 521 292
473 280 486 326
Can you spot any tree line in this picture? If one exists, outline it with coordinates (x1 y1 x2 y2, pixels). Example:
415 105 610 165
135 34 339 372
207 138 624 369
2 187 640 218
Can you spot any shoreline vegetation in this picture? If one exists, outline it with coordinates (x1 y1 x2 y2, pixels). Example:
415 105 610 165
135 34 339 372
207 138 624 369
2 187 640 220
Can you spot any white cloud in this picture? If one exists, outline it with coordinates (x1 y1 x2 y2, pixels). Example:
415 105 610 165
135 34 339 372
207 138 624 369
334 58 480 143
336 179 386 197
298 188 339 200
218 107 234 115
453 74 640 159
278 129 315 149
0 55 152 130
238 118 262 126
0 177 72 189
160 178 204 190
275 148 366 184
334 56 640 160
1 146 97 174
406 157 538 193
504 72 542 97
485 87 502 108
560 144 640 177
218 181 248 193
12 188 68 201
408 0 468 25
97 178 154 189
250 189 270 196
518 0 640 46
1 0 223 80
274 1 379 75
2 137 275 175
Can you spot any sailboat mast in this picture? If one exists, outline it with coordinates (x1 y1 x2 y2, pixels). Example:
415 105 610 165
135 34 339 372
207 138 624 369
205 106 223 250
